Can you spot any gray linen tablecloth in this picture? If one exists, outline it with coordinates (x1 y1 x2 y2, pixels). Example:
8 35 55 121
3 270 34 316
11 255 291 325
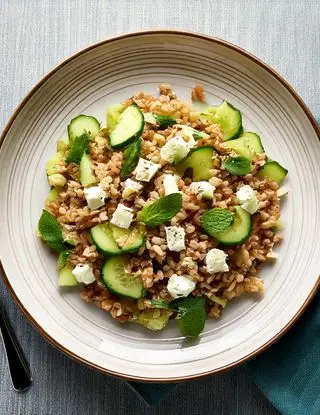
0 1 319 414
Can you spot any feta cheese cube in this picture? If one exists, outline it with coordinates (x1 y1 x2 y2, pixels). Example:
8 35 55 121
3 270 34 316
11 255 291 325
84 186 107 210
164 226 186 252
134 158 160 182
110 203 134 229
190 181 215 200
122 179 143 199
167 274 196 299
160 136 191 164
236 185 259 214
163 174 180 196
206 248 229 273
72 263 95 284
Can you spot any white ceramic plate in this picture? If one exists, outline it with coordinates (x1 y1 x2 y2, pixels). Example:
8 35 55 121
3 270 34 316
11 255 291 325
0 31 319 382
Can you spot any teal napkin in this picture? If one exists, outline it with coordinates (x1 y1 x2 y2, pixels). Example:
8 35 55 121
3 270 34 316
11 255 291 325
128 119 320 411
244 290 320 415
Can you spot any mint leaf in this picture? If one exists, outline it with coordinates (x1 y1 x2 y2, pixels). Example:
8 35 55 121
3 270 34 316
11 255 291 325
66 133 89 164
120 138 141 179
154 114 176 127
172 296 206 337
137 193 182 227
223 156 251 176
38 210 66 253
201 208 233 236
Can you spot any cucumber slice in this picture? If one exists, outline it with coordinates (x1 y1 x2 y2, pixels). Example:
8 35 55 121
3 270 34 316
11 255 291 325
224 132 264 160
79 153 97 186
90 224 122 255
102 256 145 299
176 146 215 181
68 115 100 144
109 105 145 149
213 206 252 246
259 161 288 183
154 114 176 127
110 224 146 253
46 152 64 175
201 101 242 141
135 309 170 331
58 266 78 287
47 187 61 202
107 104 126 132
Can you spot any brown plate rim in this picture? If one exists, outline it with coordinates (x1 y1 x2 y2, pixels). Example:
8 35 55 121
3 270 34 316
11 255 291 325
0 29 319 383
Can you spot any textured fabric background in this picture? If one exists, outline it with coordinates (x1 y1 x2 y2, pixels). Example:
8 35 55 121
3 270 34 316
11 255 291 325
0 1 319 414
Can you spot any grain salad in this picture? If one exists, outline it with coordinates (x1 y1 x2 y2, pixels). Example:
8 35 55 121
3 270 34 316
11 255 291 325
38 84 288 337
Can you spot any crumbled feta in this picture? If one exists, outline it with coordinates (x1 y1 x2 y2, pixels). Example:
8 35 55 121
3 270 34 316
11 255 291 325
236 185 259 214
165 226 186 252
160 136 191 164
110 204 134 229
190 181 215 200
167 274 196 299
84 186 107 210
72 263 95 284
122 179 143 199
206 248 229 273
163 174 180 196
134 158 160 182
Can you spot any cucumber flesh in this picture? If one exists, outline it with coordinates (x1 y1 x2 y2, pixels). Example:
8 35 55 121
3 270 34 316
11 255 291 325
213 206 252 246
109 105 145 149
201 101 242 141
107 104 126 132
58 266 78 287
224 132 264 160
102 256 145 299
79 153 97 186
68 115 100 144
90 224 122 255
47 187 61 202
176 146 215 181
110 224 146 253
46 152 64 175
259 161 288 183
135 309 170 331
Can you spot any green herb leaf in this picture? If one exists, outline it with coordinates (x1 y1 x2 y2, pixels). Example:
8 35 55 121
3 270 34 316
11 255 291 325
201 208 233 236
154 114 176 127
120 139 141 179
172 296 206 337
38 210 67 253
58 251 69 270
223 156 251 176
137 193 182 227
66 133 89 165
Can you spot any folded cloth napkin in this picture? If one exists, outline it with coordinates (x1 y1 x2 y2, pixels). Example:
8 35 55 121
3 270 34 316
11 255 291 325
129 118 320 411
129 291 320 411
